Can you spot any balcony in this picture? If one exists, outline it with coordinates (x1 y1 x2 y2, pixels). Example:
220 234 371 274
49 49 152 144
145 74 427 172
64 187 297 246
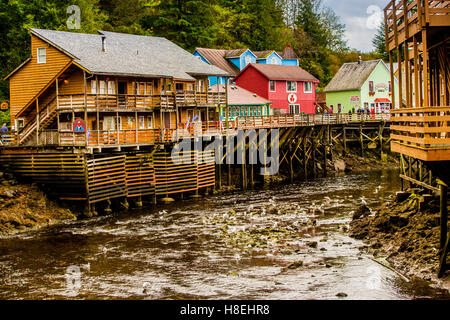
57 91 226 111
385 0 450 51
390 107 450 161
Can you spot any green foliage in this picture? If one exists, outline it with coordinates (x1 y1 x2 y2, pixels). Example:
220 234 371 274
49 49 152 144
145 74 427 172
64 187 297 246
0 110 10 128
0 0 381 97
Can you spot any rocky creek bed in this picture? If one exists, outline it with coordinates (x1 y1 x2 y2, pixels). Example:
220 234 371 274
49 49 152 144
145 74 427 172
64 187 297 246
350 192 450 292
0 172 76 234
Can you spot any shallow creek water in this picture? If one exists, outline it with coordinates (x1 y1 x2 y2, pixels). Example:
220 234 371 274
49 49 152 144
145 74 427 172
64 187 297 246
0 169 449 300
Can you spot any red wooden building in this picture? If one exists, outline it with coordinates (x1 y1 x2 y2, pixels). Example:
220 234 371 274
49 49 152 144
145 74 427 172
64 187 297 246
233 63 319 115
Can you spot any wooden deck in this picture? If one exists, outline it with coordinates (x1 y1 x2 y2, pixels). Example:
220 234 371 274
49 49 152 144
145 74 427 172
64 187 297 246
57 91 226 111
385 0 450 51
0 113 391 149
391 106 450 161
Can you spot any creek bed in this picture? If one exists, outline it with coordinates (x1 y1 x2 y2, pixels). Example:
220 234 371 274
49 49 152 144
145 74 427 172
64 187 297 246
0 169 449 299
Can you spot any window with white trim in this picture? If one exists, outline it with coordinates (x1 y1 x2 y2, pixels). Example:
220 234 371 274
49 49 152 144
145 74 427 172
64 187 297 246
304 82 312 93
269 80 276 92
37 47 46 64
99 81 107 94
289 104 300 114
139 116 145 129
107 81 115 94
245 55 252 66
286 81 297 92
147 115 153 129
91 80 97 94
270 57 278 65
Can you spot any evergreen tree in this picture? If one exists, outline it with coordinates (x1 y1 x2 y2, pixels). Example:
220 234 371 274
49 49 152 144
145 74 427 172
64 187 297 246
372 22 389 61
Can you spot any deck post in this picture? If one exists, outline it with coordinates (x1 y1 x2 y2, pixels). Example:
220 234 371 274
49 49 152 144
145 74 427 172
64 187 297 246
83 70 88 146
56 77 61 145
96 75 100 145
440 183 448 251
36 97 39 145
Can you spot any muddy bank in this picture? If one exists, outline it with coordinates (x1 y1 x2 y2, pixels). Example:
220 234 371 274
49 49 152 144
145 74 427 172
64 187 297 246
350 191 450 292
0 172 77 235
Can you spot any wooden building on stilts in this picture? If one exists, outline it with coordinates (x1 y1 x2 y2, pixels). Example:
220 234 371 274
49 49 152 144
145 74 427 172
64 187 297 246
0 29 229 211
384 0 450 277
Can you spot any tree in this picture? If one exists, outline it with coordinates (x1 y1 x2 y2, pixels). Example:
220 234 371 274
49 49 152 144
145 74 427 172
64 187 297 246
140 0 219 51
372 22 389 61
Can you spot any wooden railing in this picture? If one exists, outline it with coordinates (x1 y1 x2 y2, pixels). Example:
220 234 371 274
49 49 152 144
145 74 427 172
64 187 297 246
390 107 450 160
57 91 227 111
1 113 391 148
384 1 450 51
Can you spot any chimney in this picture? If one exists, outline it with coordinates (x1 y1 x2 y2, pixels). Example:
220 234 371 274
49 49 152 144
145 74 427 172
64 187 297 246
101 35 106 52
358 56 362 64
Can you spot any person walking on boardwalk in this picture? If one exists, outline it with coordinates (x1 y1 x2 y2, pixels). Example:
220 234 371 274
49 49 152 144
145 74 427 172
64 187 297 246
1 123 8 144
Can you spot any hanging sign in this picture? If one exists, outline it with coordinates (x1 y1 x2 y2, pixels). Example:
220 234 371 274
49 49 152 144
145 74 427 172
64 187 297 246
0 101 9 110
288 93 297 104
73 118 86 132
350 96 360 103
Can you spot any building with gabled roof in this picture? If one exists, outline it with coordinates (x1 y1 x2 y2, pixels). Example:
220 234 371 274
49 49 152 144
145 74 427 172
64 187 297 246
324 59 399 113
193 45 299 87
4 28 229 149
233 63 319 115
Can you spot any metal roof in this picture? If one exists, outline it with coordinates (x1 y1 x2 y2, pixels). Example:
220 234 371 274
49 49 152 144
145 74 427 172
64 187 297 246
324 60 382 92
29 29 230 80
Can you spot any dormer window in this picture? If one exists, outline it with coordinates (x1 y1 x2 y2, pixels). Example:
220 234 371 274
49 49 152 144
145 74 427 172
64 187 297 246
37 47 46 64
271 57 278 65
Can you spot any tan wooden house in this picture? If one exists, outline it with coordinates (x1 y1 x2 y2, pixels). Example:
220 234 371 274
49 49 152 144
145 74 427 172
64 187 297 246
4 29 229 149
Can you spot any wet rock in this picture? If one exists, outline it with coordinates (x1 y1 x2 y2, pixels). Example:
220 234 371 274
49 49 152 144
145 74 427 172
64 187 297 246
287 260 303 269
352 205 371 220
307 241 318 248
334 159 346 172
336 292 348 297
267 205 278 215
3 190 15 198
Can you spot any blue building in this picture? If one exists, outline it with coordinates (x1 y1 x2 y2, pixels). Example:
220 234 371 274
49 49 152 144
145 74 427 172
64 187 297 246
193 45 299 87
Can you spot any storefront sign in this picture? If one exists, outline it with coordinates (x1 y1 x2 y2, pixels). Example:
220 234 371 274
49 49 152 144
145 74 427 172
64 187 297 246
288 93 297 104
73 119 86 132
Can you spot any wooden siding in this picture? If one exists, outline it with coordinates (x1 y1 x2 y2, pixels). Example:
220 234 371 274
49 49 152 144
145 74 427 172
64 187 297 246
9 35 71 124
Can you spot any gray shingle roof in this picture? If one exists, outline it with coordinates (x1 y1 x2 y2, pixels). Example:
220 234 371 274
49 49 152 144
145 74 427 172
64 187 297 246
324 60 382 92
30 29 230 80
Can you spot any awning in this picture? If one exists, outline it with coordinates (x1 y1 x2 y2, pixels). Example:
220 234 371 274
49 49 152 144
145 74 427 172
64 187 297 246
374 98 391 103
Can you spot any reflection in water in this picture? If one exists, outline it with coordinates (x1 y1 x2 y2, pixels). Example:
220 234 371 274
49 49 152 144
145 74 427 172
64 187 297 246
0 169 449 300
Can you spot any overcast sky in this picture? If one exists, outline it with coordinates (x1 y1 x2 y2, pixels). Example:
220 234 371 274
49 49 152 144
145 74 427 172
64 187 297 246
322 0 388 52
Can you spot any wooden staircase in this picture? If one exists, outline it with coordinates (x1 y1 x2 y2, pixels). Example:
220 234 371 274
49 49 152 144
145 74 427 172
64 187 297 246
19 97 58 145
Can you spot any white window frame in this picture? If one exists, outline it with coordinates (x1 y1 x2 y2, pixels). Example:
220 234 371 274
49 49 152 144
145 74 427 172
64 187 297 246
107 81 115 95
289 104 300 114
91 80 97 94
304 82 313 93
99 80 107 95
147 115 153 129
286 81 297 93
37 47 46 64
139 116 145 129
245 55 252 66
269 80 276 92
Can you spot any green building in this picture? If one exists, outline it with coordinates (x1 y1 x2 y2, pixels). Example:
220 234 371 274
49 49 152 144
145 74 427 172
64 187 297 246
324 59 399 113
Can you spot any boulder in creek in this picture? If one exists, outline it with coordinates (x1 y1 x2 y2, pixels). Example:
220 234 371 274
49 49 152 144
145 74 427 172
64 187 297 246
333 159 346 172
352 205 371 220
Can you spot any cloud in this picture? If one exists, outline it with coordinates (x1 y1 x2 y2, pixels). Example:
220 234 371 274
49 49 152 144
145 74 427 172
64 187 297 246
322 0 386 52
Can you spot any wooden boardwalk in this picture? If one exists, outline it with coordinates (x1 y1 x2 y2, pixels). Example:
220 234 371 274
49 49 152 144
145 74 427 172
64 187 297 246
0 113 391 149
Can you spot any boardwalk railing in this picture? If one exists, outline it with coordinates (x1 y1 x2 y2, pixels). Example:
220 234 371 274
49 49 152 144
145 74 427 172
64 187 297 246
57 91 227 111
390 106 450 160
1 113 390 148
